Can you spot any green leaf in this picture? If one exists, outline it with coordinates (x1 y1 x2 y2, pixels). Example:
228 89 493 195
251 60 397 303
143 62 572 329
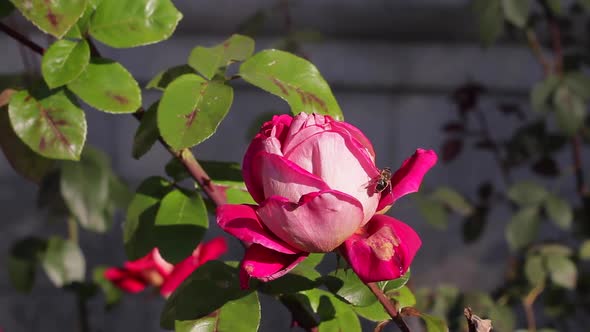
488 305 515 332
352 300 389 322
124 176 173 260
420 313 449 332
224 188 255 205
60 147 111 232
154 189 208 264
580 240 590 260
553 85 587 136
431 187 473 216
302 289 362 332
323 270 377 307
564 72 590 100
546 0 562 15
42 40 90 89
546 254 577 289
132 102 159 159
89 0 182 48
160 261 251 329
7 237 47 292
531 75 560 113
416 196 448 229
146 65 196 91
188 34 255 80
175 291 260 332
158 74 234 150
505 207 540 251
389 286 416 309
524 254 546 286
380 269 411 293
0 105 54 183
507 181 548 206
92 266 122 309
239 49 343 120
501 0 530 28
8 89 86 160
10 0 86 38
472 0 504 47
68 58 141 113
537 244 572 256
544 193 573 230
41 236 85 287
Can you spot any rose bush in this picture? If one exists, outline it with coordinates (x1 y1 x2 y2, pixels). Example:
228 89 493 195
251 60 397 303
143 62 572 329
217 113 436 286
105 237 227 297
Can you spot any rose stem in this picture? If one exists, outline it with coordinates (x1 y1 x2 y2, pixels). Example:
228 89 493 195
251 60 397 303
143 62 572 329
366 282 410 332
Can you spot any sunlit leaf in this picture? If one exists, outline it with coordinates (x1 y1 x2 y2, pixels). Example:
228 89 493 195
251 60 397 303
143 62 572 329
564 72 590 100
8 89 86 160
10 0 86 38
92 266 122 309
390 286 416 309
421 313 449 332
239 49 343 120
553 85 587 136
41 40 90 89
416 196 448 230
89 0 182 48
546 254 577 289
531 75 560 113
431 187 473 216
68 58 141 113
0 104 54 183
188 34 255 79
154 189 208 264
507 181 548 206
323 270 377 307
501 0 529 28
41 236 85 287
158 74 233 150
524 254 546 286
472 0 504 46
380 269 411 293
146 65 195 91
580 240 590 260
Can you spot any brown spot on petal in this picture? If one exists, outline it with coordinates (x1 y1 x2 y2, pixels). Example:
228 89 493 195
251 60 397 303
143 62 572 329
366 226 398 261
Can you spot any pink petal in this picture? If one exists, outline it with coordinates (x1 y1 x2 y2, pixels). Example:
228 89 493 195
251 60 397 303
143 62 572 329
160 237 228 297
243 115 293 203
217 204 300 254
257 190 364 252
330 121 376 161
282 113 332 154
377 149 438 212
340 214 421 283
239 243 308 289
104 267 147 293
123 248 173 278
254 152 330 202
284 130 380 224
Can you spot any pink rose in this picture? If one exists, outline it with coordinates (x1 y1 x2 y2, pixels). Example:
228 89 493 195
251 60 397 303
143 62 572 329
217 113 436 286
105 237 227 296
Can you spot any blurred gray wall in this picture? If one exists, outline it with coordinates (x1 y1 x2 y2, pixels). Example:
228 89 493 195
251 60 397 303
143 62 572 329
0 0 563 331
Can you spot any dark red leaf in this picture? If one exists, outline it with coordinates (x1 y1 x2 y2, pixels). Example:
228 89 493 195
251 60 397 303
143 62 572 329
451 82 486 114
477 182 493 201
441 139 463 162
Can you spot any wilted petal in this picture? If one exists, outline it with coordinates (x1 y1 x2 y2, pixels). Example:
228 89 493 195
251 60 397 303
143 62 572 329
160 237 228 297
239 243 308 289
377 149 437 212
285 130 379 224
217 204 300 254
254 152 329 202
257 190 364 252
340 214 421 283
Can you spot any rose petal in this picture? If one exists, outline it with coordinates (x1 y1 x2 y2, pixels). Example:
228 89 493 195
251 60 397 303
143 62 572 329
239 243 308 289
217 204 300 254
123 248 173 278
340 214 421 283
257 190 364 252
243 115 293 203
160 237 228 297
285 130 380 224
330 121 376 161
104 267 147 293
377 149 438 212
254 152 330 202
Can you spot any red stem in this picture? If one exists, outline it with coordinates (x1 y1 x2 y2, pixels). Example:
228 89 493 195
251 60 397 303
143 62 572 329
366 283 410 332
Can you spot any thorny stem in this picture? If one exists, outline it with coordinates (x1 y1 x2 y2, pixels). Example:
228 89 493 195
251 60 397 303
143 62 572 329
366 283 410 332
0 23 227 207
522 282 545 332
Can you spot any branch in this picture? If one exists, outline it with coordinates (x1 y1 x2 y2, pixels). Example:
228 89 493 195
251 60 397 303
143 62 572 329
0 22 44 55
525 28 550 75
366 282 410 332
475 108 512 185
0 24 227 206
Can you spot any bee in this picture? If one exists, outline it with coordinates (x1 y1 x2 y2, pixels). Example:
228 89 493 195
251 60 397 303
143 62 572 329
374 167 392 193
